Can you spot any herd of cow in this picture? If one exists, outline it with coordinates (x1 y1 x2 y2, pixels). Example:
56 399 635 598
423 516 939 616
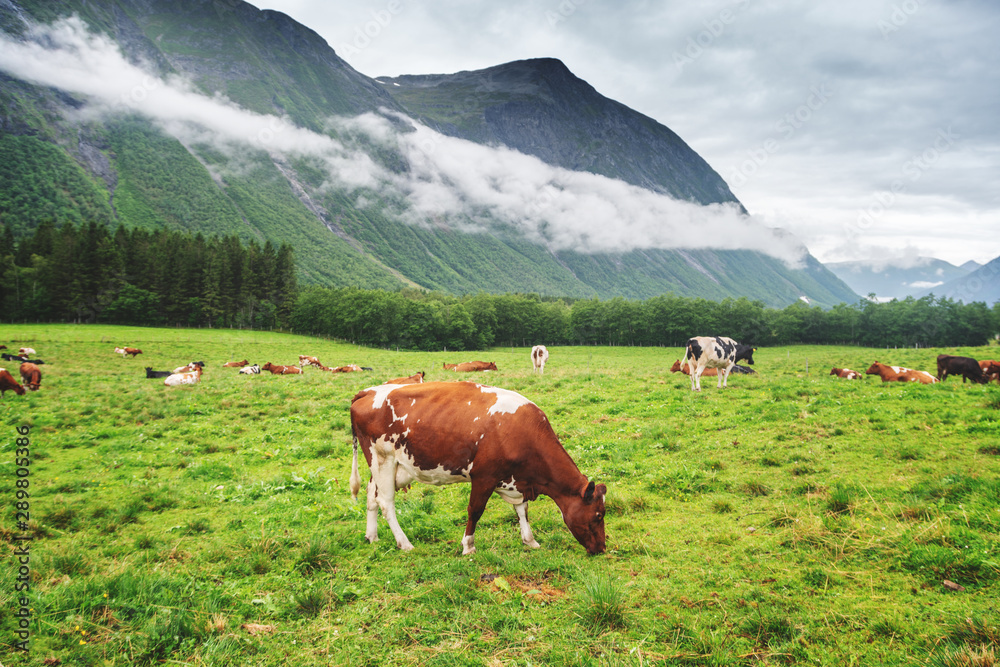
831 355 1000 385
3 336 997 558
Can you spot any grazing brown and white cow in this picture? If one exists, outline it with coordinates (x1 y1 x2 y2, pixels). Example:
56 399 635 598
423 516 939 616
0 369 26 398
979 360 1000 384
384 371 425 385
830 367 861 380
350 381 607 555
164 366 201 386
114 346 141 357
866 362 937 384
18 347 36 356
223 360 249 368
531 345 549 374
936 355 987 383
681 336 756 391
261 362 301 375
446 361 498 372
19 362 42 391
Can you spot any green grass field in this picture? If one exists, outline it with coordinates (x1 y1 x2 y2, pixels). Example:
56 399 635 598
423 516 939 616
1 325 998 666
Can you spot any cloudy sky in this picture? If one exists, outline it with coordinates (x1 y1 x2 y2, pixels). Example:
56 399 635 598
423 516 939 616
255 0 1000 268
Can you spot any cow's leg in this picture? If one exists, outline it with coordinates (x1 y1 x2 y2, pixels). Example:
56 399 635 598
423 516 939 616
461 480 494 555
364 479 379 543
372 454 413 551
513 502 540 549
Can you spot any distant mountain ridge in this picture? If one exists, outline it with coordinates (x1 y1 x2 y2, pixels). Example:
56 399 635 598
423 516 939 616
916 256 1000 305
825 257 975 301
0 0 860 306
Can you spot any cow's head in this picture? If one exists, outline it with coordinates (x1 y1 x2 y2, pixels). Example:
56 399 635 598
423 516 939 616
737 345 756 365
563 481 607 555
487 362 498 371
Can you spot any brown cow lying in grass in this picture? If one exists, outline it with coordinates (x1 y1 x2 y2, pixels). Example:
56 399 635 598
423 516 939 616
670 359 717 376
830 367 861 380
444 361 498 372
223 360 249 368
384 372 425 385
262 362 301 375
866 362 938 384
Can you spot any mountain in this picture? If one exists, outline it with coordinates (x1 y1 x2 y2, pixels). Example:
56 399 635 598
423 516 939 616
825 257 974 301
0 0 860 307
915 255 1000 305
376 59 739 207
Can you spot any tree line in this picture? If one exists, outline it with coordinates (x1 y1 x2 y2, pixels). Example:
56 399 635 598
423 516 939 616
2 221 997 349
292 287 1000 351
0 221 297 329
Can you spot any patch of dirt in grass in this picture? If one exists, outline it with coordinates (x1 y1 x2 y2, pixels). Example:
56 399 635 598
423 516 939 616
479 573 566 601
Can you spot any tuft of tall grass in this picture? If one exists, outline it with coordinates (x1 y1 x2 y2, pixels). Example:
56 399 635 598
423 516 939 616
574 573 629 632
826 484 854 514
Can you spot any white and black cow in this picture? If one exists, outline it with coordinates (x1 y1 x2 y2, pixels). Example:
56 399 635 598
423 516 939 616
238 364 261 374
681 336 756 391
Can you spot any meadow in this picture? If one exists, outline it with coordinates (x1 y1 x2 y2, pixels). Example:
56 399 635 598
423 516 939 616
0 324 998 666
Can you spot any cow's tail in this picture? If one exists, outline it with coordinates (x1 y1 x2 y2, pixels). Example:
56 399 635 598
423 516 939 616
349 431 362 501
681 342 693 373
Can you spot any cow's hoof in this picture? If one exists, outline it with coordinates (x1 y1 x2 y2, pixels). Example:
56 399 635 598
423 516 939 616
524 540 541 549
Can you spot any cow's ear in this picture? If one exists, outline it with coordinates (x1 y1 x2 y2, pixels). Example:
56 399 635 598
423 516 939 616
583 481 596 501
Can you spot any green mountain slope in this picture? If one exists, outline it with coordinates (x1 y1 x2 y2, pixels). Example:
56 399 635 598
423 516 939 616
0 0 860 307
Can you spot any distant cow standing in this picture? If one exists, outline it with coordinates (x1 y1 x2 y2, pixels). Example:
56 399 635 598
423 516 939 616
681 336 756 391
0 369 25 398
531 345 549 374
936 355 986 384
830 367 861 380
349 381 606 555
19 363 41 391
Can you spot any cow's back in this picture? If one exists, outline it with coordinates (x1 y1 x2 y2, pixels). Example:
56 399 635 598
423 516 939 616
351 381 547 479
